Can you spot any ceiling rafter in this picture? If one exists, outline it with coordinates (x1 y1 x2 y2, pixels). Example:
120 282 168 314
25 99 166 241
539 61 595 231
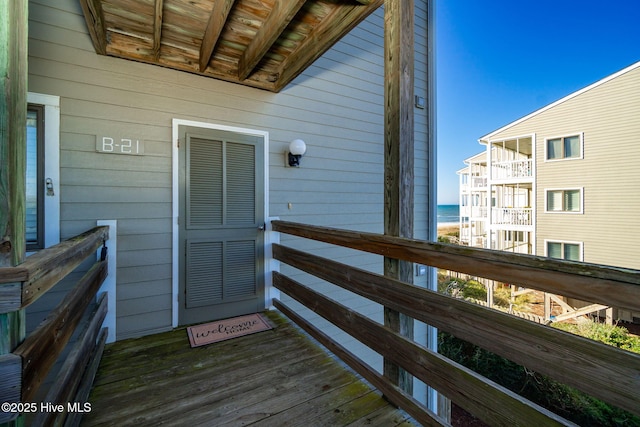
237 0 307 81
275 0 384 91
199 0 236 72
152 0 164 60
80 0 384 92
78 0 107 55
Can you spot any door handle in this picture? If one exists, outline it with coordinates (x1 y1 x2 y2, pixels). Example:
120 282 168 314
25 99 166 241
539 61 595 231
258 222 266 231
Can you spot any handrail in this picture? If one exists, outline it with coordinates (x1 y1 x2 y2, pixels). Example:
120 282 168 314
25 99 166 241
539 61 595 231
0 226 109 312
271 220 640 425
0 226 110 424
271 221 640 312
273 275 571 426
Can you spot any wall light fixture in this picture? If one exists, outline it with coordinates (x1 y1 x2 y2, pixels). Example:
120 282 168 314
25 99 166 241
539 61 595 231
286 139 306 167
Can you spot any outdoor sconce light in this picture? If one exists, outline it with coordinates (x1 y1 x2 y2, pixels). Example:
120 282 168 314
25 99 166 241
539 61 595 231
287 139 306 167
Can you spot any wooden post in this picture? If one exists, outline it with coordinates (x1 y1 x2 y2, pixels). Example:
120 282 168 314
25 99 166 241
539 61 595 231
0 1 28 424
383 0 414 394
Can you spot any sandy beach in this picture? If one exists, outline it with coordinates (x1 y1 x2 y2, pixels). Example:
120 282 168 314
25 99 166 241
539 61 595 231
437 222 459 237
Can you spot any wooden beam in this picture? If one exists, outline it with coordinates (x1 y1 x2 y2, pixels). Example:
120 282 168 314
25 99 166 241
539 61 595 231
273 272 574 426
273 299 445 426
14 260 107 401
238 0 306 81
275 0 383 91
199 0 236 72
383 0 415 394
0 1 28 421
0 0 27 269
553 304 609 323
0 354 21 424
63 328 108 427
152 0 164 61
272 246 640 418
21 226 107 307
270 220 640 313
78 0 107 55
0 282 21 314
33 294 108 426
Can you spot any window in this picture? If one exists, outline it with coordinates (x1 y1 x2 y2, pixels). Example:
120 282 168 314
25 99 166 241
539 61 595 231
546 189 582 213
26 105 45 250
546 241 582 261
546 134 582 160
504 230 524 242
26 93 60 252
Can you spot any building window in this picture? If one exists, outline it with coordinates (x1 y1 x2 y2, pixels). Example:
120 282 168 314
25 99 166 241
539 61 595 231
504 230 524 242
26 92 60 252
546 241 582 261
546 134 582 160
546 189 582 213
26 105 45 250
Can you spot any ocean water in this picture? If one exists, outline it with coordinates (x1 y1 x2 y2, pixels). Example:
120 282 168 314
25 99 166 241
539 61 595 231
437 204 459 224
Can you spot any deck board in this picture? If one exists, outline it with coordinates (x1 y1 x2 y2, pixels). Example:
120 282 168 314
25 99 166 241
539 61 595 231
82 311 414 426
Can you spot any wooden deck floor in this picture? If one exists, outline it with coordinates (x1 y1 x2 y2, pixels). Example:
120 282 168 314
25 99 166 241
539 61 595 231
82 311 415 426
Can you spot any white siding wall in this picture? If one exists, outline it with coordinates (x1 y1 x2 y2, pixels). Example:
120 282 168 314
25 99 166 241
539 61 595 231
27 0 431 373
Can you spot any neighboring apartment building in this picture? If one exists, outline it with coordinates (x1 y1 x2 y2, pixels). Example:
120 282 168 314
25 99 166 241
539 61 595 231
458 60 640 323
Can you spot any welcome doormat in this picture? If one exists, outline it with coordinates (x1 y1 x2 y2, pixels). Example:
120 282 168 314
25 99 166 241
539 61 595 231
187 313 273 347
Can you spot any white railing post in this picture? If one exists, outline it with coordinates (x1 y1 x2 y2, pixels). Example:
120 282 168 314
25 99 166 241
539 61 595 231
97 220 117 343
265 217 281 309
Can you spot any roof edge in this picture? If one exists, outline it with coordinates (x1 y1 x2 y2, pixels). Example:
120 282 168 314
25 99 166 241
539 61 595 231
478 60 640 142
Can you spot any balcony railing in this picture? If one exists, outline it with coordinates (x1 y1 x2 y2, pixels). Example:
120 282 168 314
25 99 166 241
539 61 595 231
492 207 533 226
0 226 111 425
491 159 533 180
471 176 487 187
471 206 488 219
272 220 640 426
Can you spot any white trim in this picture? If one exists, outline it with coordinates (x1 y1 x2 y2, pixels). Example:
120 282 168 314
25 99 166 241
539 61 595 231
171 119 270 328
479 61 640 141
543 239 584 261
544 187 584 214
27 92 60 249
531 133 537 255
544 132 584 162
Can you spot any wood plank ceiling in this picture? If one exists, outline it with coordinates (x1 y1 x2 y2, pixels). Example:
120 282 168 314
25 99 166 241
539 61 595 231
79 0 383 92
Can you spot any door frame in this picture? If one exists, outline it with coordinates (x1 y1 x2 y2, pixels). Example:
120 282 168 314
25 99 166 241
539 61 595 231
171 119 271 327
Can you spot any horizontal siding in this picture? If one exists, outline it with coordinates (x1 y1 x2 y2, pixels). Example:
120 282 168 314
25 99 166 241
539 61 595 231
27 0 431 375
489 65 640 270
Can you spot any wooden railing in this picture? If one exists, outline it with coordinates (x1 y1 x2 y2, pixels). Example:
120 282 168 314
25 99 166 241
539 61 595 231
0 226 110 425
271 220 640 426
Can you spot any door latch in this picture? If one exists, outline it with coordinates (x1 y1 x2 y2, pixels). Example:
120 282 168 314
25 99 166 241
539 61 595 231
46 178 55 196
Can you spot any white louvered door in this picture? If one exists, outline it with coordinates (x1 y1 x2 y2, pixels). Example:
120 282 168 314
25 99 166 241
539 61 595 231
178 127 264 325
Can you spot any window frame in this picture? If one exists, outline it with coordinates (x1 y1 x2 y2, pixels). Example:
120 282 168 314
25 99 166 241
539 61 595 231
26 93 60 252
544 133 583 162
544 187 583 214
544 240 583 261
26 104 46 250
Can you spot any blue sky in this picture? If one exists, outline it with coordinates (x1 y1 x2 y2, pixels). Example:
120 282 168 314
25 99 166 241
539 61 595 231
436 0 640 204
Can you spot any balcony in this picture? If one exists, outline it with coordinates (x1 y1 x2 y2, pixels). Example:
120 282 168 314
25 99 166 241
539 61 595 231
471 206 488 219
492 207 533 227
491 159 533 181
2 222 639 426
471 176 488 188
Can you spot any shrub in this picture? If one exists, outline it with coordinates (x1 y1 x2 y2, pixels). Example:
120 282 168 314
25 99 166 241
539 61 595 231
438 328 640 426
552 321 640 353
